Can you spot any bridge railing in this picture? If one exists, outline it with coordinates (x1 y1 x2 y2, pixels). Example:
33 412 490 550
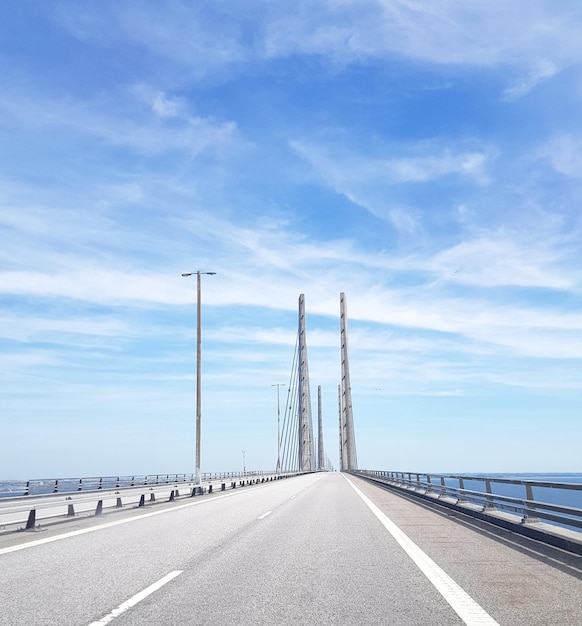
353 470 582 538
0 471 306 533
0 471 273 498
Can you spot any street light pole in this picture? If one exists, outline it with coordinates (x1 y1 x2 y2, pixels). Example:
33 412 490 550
182 270 216 485
271 383 286 473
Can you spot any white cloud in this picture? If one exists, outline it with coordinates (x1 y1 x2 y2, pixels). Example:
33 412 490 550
264 1 582 73
57 2 251 77
293 140 488 185
539 134 582 178
0 314 131 344
427 233 575 290
0 86 238 157
291 140 490 222
387 207 421 235
502 59 559 101
130 83 186 119
56 1 582 84
152 92 180 118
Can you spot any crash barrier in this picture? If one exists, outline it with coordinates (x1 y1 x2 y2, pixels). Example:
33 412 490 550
352 470 582 555
0 471 276 498
0 471 306 533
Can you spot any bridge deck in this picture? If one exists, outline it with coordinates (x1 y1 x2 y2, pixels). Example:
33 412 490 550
0 472 580 625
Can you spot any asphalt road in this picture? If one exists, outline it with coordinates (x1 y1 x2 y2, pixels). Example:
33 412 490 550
1 472 581 625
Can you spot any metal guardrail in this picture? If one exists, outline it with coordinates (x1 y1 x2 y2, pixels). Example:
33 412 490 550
0 471 273 498
352 470 582 554
0 471 304 533
353 470 582 530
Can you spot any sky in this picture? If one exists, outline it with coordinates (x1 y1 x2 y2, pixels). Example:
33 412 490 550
1 1 582 478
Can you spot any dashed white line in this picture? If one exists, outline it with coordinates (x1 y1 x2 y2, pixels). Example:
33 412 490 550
87 570 182 625
344 475 500 626
258 510 272 519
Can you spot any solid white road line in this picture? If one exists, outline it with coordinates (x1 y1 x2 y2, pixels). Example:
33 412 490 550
0 489 252 556
344 475 500 626
88 570 182 625
258 510 272 519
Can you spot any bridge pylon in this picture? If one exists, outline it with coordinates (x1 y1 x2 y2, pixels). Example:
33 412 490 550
298 294 315 471
339 292 358 471
317 385 326 471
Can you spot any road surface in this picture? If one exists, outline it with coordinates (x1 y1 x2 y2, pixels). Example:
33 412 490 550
1 472 581 625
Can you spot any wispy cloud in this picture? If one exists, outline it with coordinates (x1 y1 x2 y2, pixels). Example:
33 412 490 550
426 231 577 290
502 60 559 101
54 1 582 93
0 85 238 156
292 139 489 185
264 1 582 74
539 134 582 178
290 139 490 223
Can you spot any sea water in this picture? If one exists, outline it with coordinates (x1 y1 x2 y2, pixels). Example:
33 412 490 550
441 473 582 510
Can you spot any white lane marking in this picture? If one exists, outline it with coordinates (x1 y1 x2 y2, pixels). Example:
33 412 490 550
344 476 500 626
0 489 250 556
88 570 182 625
258 510 272 519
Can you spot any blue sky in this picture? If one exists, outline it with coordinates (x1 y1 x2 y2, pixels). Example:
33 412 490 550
2 1 582 478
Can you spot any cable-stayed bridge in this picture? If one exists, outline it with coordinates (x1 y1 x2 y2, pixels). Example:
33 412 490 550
278 292 357 474
1 294 582 624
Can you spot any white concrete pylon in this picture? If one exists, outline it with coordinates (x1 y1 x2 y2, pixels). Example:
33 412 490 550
340 292 358 471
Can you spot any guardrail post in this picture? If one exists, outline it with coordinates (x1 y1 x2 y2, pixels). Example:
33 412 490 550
458 478 465 503
522 483 540 524
53 480 59 494
24 481 30 496
150 493 155 502
138 494 145 507
169 490 175 501
98 478 103 490
116 497 123 508
67 504 75 516
484 479 495 510
209 485 213 493
95 500 103 516
78 479 83 491
25 509 36 530
221 483 226 491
